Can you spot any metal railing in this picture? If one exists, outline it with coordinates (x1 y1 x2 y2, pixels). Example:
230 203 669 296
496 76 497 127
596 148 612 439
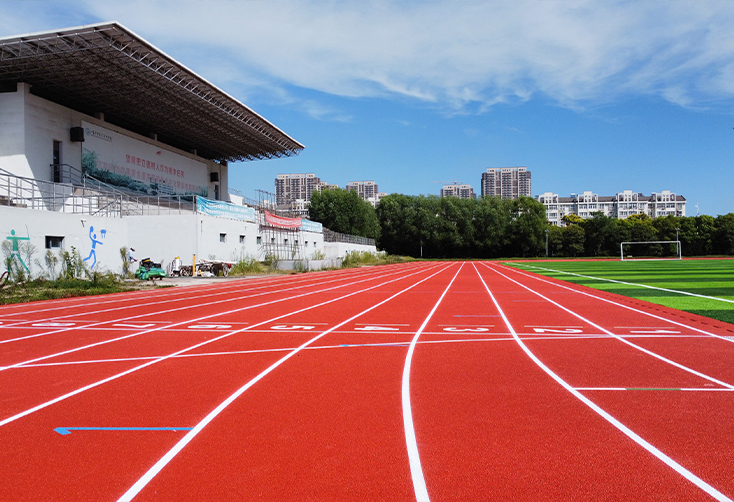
323 228 375 246
0 166 196 217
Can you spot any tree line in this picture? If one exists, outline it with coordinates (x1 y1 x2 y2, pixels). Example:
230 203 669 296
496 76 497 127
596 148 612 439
309 188 734 258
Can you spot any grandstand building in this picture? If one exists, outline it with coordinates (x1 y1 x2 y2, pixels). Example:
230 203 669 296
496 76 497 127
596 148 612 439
481 167 531 199
538 190 686 226
0 22 375 275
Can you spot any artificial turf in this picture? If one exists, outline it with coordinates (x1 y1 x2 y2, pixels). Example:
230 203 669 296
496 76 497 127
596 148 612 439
504 259 734 325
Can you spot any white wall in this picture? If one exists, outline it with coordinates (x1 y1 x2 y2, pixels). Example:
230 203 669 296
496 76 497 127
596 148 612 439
0 85 229 200
1 205 374 278
0 205 128 276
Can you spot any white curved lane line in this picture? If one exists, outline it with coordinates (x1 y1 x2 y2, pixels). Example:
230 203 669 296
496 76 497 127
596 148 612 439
473 263 731 502
402 263 464 502
483 264 734 390
117 263 456 502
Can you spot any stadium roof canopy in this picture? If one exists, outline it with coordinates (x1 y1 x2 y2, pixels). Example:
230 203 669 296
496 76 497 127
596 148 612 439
0 22 304 163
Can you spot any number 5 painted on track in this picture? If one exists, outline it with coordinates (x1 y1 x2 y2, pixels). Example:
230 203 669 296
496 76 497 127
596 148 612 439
270 325 316 330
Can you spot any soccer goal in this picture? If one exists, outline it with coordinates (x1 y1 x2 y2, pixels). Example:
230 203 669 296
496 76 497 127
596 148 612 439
620 241 682 261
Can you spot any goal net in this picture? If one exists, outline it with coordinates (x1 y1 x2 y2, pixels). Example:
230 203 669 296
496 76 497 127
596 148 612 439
620 241 682 261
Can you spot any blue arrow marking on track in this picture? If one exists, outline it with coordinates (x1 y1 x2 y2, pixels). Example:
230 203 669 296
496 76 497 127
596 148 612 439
55 427 193 435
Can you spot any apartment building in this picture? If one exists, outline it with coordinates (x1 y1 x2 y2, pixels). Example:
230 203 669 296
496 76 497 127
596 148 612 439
275 173 324 207
347 181 386 207
481 167 531 199
440 183 476 199
538 190 686 226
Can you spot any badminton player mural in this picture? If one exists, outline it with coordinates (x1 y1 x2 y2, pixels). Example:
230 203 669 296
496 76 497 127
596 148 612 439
83 226 106 269
5 228 30 273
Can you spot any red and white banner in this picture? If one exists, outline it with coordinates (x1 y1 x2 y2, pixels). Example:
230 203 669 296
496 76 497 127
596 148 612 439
264 210 302 228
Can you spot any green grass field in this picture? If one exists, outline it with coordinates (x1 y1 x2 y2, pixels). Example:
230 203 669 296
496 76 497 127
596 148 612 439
505 258 734 325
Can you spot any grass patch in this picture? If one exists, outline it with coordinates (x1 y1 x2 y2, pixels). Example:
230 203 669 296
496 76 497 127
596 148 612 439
341 251 413 268
506 258 734 325
0 274 158 305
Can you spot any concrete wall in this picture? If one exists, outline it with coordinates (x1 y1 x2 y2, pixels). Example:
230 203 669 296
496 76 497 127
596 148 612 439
0 205 129 276
1 205 375 278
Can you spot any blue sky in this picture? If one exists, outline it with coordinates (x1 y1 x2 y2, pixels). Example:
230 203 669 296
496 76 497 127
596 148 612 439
2 1 733 215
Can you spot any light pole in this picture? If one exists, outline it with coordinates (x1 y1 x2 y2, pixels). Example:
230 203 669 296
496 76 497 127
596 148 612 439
545 229 549 258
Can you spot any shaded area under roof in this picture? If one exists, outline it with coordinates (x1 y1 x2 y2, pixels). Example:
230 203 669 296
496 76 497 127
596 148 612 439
0 22 304 163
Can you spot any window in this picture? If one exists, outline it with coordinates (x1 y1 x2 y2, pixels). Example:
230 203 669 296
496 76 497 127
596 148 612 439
219 233 227 243
257 236 262 245
239 235 245 244
52 140 62 182
305 241 308 246
45 236 64 249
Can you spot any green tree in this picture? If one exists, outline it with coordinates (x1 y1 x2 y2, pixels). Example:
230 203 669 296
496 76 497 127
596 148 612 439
309 188 381 240
714 213 734 255
582 212 617 256
562 213 584 226
376 194 419 256
547 225 563 257
473 196 512 258
506 197 547 257
562 224 585 257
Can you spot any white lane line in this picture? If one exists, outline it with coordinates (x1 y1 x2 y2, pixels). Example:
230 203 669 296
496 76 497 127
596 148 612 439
513 263 734 304
482 264 734 390
576 387 734 392
0 264 403 344
473 263 732 502
0 263 408 318
0 263 446 428
0 264 423 370
402 263 464 502
117 263 457 502
497 263 734 344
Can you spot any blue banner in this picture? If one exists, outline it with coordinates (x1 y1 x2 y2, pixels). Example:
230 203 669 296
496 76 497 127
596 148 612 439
301 219 323 233
197 197 256 222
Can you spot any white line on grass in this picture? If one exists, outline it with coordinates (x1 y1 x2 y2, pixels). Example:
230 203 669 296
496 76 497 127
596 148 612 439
483 264 734 390
117 263 457 502
474 263 732 502
497 264 734 345
513 263 734 304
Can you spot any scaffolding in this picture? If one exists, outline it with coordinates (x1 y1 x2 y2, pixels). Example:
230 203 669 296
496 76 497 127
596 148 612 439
256 190 305 262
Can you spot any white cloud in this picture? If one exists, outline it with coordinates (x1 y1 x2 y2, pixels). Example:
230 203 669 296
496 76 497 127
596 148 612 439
5 0 734 115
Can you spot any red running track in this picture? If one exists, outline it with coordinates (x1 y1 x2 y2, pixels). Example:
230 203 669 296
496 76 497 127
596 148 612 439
0 261 733 501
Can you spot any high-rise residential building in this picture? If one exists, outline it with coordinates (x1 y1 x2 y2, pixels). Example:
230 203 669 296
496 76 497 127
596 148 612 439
275 173 323 207
347 181 384 206
481 167 531 199
538 190 686 226
347 181 378 199
440 183 475 199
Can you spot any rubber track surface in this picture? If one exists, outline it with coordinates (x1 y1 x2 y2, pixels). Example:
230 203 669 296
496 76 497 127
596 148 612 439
0 261 732 501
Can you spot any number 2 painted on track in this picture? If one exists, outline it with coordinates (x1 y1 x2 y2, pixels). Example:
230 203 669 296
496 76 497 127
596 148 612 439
533 328 583 333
